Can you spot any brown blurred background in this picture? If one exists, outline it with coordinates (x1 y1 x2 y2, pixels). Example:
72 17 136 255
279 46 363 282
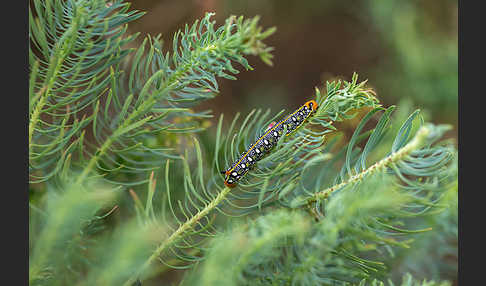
126 0 457 136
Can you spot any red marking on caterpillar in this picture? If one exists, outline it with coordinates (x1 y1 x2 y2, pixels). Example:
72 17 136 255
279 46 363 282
265 121 277 131
223 100 318 188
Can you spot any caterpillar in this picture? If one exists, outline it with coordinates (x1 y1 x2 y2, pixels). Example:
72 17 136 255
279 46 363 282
223 100 318 188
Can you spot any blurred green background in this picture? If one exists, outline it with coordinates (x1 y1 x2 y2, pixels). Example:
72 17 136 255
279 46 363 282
127 0 458 136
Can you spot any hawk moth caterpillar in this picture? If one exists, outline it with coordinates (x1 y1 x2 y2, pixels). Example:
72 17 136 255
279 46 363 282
222 100 318 188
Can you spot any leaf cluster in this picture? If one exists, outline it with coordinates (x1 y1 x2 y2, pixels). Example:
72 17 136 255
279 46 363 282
29 0 275 186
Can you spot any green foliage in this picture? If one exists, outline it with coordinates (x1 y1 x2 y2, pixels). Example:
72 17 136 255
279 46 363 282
29 0 275 185
361 273 452 286
29 1 457 286
181 107 456 285
29 178 169 286
181 209 311 286
29 179 118 285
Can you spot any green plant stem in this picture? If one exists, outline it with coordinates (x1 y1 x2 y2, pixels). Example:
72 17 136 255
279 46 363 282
29 93 47 150
29 7 83 156
123 186 232 286
29 54 66 156
305 125 430 204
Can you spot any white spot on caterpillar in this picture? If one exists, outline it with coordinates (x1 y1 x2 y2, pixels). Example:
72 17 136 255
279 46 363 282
241 163 246 169
231 172 237 177
248 157 253 162
273 131 278 137
256 149 261 154
264 139 269 145
292 117 297 122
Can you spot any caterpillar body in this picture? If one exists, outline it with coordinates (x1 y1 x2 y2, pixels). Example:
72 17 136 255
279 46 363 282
223 100 318 188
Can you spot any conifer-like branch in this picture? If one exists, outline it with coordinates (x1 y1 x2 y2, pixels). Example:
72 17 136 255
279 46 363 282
301 124 433 205
123 185 232 286
29 1 276 185
73 12 275 185
29 0 143 183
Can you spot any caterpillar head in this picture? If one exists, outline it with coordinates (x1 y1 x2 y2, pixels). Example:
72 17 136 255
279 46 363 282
223 170 237 188
224 177 237 188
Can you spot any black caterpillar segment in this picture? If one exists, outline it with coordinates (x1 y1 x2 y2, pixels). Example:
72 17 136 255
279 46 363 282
224 100 318 187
